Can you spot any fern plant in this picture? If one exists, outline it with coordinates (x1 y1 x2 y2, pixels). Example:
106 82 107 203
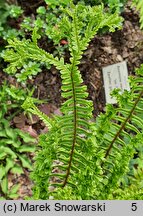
3 2 143 200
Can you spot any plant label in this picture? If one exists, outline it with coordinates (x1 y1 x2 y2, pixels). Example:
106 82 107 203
102 61 130 104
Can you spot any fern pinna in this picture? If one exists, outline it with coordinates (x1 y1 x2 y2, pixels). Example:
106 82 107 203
3 2 143 199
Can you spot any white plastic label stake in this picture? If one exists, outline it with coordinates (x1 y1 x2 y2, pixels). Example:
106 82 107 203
102 61 130 104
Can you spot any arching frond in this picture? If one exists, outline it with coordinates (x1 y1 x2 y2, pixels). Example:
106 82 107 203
94 68 143 199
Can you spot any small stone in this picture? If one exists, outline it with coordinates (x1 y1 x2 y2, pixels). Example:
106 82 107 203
116 55 123 61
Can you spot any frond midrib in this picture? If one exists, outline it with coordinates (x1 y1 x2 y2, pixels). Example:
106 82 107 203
62 54 77 188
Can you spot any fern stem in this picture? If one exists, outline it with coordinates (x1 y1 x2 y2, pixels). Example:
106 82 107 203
103 89 143 162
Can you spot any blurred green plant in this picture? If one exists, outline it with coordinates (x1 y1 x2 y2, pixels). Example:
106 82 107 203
0 83 36 199
0 1 23 40
132 0 143 28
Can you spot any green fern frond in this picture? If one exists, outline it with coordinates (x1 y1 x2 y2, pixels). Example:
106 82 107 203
112 165 143 199
94 70 143 199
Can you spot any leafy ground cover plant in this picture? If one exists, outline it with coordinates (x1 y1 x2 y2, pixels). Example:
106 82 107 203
0 0 23 41
21 0 71 47
0 83 36 199
2 1 143 200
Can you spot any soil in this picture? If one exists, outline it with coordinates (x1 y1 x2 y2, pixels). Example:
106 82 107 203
1 1 143 199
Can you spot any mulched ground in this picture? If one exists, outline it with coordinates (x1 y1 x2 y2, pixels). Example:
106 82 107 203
1 1 143 199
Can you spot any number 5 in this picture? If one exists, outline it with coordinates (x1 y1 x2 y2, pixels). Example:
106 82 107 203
131 203 137 211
